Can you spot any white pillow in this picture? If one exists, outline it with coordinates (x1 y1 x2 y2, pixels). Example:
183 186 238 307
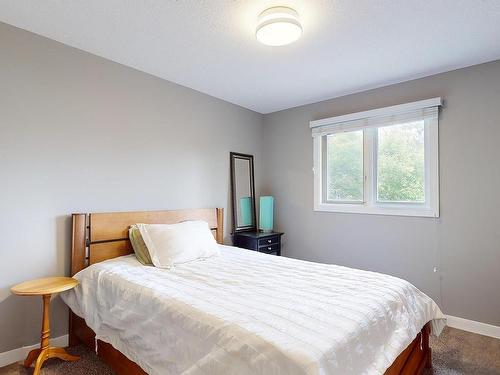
136 220 219 268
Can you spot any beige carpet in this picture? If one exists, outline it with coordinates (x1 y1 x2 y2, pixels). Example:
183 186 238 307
0 345 113 375
425 327 500 374
1 327 499 374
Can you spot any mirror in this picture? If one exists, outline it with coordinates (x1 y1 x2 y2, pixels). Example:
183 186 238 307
230 152 256 233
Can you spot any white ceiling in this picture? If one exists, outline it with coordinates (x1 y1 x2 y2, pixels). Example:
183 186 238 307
1 1 500 114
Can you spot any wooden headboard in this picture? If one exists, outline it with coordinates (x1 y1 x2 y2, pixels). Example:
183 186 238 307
71 208 224 276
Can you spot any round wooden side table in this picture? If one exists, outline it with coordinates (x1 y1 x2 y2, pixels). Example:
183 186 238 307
11 277 80 374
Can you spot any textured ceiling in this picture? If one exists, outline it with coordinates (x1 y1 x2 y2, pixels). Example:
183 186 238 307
1 1 500 113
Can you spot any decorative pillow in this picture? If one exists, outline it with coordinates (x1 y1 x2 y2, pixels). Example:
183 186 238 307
136 220 219 269
129 225 153 265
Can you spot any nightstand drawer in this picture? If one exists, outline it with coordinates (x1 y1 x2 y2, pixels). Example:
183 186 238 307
233 231 283 256
259 243 279 254
258 236 278 247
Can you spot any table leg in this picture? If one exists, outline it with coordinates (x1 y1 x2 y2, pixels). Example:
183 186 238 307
23 348 40 368
41 294 51 351
24 294 80 375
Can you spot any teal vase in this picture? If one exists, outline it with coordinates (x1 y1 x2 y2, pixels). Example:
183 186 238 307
259 196 274 232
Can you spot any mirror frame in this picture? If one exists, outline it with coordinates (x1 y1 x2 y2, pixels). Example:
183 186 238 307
230 152 257 233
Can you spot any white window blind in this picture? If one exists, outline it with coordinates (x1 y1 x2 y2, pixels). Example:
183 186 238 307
310 98 441 135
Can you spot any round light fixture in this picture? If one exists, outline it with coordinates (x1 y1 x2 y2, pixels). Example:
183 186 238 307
256 6 302 47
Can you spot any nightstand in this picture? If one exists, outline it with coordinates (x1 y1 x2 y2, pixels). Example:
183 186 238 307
11 277 80 374
233 231 284 256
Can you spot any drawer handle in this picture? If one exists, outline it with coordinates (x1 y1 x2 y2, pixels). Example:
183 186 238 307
267 239 272 243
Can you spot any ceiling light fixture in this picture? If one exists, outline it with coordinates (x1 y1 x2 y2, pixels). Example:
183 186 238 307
256 6 302 47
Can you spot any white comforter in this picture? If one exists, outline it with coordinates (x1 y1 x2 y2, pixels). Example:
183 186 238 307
62 245 445 375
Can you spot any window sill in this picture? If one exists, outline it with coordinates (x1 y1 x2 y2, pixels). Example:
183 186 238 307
314 203 439 218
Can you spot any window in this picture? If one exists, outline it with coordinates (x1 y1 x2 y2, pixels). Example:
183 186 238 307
325 131 364 202
312 98 440 217
376 121 425 203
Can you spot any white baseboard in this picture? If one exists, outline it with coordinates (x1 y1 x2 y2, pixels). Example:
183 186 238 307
446 315 500 340
0 335 68 368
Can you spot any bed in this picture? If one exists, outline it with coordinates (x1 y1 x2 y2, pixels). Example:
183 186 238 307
64 208 445 375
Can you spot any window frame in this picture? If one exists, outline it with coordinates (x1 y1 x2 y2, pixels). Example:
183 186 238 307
312 99 440 218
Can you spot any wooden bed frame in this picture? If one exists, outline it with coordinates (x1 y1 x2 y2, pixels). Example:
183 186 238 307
68 207 432 375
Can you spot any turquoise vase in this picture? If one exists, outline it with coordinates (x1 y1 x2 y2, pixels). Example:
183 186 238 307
259 196 274 232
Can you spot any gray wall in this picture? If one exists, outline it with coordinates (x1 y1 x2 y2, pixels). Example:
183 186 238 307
262 60 500 327
0 22 263 352
2 18 499 355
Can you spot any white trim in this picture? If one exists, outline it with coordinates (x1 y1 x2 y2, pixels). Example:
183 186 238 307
310 97 442 129
313 135 322 210
0 335 68 367
428 115 440 217
446 315 500 340
314 202 437 217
